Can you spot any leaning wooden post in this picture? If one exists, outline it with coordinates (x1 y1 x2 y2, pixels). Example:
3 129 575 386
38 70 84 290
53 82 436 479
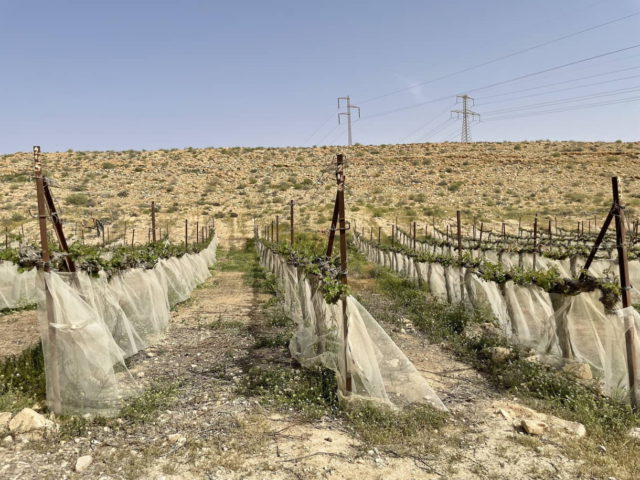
456 210 462 259
290 200 295 245
533 215 538 271
612 177 638 410
33 146 61 414
335 153 351 394
151 201 156 242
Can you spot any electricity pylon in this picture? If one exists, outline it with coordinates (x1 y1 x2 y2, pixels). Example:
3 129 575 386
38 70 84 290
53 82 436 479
338 96 360 146
451 94 480 143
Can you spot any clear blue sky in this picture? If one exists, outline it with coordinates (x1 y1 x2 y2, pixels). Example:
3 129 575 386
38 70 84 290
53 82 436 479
0 0 638 153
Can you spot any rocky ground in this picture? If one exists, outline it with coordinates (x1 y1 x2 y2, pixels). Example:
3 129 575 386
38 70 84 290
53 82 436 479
0 142 638 248
3 224 635 480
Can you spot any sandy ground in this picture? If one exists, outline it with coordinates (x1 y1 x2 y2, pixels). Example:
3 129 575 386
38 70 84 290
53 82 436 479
0 310 38 359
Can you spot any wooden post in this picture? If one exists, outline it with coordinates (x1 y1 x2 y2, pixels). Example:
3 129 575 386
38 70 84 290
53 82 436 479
612 177 638 409
533 215 538 271
276 215 279 243
131 228 135 245
518 217 522 237
33 146 61 414
412 221 417 250
290 200 294 245
456 211 462 259
124 222 127 246
378 226 381 245
185 219 188 251
391 225 395 246
336 153 351 394
151 201 156 242
479 222 484 244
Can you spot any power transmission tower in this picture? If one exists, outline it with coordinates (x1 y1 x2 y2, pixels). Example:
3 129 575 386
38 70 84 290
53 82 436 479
338 96 360 146
451 94 480 143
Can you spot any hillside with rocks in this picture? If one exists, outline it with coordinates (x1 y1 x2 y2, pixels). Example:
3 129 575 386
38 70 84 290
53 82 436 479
1 141 638 244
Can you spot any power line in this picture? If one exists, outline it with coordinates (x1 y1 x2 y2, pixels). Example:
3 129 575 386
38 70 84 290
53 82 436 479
302 111 340 146
419 118 456 142
482 85 640 115
315 124 340 145
477 65 640 100
483 95 640 122
477 73 640 106
398 105 454 142
467 43 640 94
360 12 640 104
359 44 640 123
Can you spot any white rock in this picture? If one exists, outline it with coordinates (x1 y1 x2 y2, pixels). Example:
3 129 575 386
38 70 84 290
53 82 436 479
563 362 593 381
2 435 13 445
488 347 512 362
167 433 186 445
521 419 546 436
628 427 640 440
75 455 93 472
8 408 55 434
0 412 11 432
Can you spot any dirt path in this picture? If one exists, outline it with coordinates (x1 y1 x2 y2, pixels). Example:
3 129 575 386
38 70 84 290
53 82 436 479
0 231 605 479
0 310 38 360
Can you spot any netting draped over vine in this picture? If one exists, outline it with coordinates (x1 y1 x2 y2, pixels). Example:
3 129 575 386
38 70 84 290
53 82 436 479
395 229 640 303
257 242 447 411
0 262 38 310
37 237 218 416
355 236 640 405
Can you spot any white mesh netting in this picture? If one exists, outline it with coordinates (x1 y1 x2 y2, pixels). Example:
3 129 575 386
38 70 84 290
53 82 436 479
37 237 218 416
257 242 447 411
354 236 640 403
0 261 38 310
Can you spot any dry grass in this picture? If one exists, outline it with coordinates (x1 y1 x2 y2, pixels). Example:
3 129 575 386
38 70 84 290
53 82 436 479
0 141 638 245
